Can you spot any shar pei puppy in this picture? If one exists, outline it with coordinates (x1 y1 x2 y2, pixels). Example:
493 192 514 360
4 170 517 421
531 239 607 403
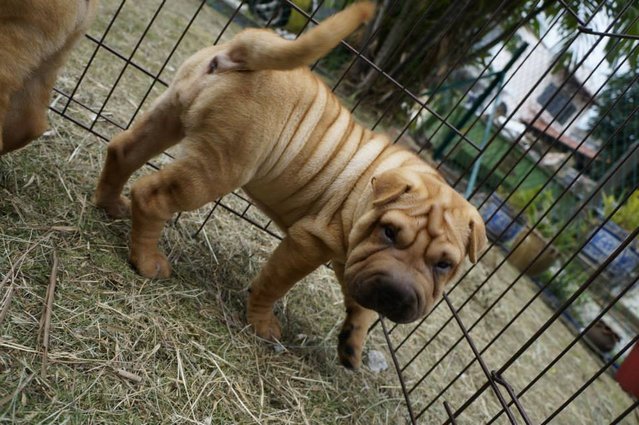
0 0 98 155
94 2 486 369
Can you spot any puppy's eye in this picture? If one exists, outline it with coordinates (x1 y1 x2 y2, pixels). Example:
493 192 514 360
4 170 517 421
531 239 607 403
382 225 396 243
435 261 452 272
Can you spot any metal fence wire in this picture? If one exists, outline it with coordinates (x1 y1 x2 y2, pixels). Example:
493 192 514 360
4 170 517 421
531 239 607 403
51 0 638 424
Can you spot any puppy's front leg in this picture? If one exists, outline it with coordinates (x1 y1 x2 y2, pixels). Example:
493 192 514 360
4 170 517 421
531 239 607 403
332 264 377 369
337 296 377 370
248 230 330 341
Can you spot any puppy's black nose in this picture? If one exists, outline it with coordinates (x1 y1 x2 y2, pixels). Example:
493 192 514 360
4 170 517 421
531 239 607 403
353 276 419 323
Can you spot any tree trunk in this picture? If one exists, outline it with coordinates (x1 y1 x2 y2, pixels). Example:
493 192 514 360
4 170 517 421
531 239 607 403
355 0 419 92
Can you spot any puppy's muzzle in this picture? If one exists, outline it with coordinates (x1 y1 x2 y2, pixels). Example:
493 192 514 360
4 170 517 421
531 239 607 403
351 273 420 323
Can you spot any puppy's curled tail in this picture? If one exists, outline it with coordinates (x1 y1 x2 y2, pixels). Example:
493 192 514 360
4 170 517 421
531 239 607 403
214 2 375 73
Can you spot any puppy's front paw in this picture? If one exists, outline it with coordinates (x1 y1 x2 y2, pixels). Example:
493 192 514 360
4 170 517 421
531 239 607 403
130 249 171 279
337 324 364 370
96 195 131 218
248 311 282 341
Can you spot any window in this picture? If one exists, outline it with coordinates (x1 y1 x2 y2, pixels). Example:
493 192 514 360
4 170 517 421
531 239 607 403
537 83 577 125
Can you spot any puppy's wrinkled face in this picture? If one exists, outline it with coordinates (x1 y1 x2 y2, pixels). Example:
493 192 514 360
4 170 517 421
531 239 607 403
344 168 486 323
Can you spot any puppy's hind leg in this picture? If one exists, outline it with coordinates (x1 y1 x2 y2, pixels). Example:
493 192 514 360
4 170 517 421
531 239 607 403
0 69 25 154
2 65 56 154
0 50 26 154
1 32 85 155
0 91 9 153
128 154 243 279
95 91 183 218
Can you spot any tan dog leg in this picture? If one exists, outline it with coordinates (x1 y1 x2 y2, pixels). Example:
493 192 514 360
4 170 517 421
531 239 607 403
0 91 9 153
128 158 225 278
2 74 51 154
1 35 80 155
248 231 329 341
333 263 377 369
95 92 183 218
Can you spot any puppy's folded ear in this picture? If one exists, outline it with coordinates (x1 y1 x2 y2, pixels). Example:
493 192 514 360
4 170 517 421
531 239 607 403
371 169 413 207
467 212 487 263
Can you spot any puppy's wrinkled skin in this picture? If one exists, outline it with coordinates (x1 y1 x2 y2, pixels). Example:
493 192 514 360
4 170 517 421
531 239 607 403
0 0 98 155
95 2 486 369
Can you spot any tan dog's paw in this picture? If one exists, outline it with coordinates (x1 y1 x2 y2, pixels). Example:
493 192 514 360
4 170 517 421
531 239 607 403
337 324 364 370
248 311 282 341
130 250 171 279
95 195 131 219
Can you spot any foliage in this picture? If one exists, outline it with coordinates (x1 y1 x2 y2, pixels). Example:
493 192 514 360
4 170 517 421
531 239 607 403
596 1 639 69
601 189 639 232
508 187 596 314
501 184 639 317
539 261 593 320
345 0 639 115
503 184 595 254
539 1 639 70
587 72 639 191
505 186 556 239
351 0 548 99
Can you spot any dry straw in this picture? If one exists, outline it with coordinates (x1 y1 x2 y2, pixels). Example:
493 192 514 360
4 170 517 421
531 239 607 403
0 1 635 424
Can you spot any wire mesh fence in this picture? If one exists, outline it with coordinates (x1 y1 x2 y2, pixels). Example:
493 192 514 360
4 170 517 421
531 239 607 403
50 0 638 423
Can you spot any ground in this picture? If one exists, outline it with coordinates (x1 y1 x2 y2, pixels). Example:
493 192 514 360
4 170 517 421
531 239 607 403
0 1 636 424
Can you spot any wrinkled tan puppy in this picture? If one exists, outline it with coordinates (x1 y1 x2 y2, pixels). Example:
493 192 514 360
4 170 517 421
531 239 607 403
95 2 486 369
0 0 98 155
